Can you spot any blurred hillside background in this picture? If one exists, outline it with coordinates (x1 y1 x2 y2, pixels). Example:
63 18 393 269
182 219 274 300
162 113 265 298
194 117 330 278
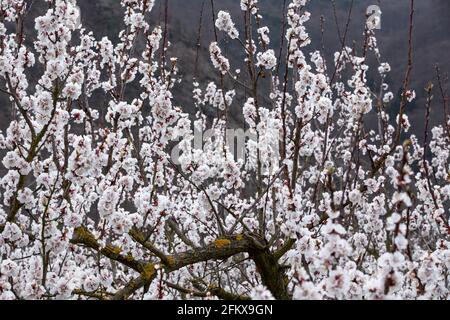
1 0 449 139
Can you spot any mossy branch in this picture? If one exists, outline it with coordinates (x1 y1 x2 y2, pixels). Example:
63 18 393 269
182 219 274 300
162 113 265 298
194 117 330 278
112 270 157 300
274 238 296 261
70 226 145 273
72 226 289 300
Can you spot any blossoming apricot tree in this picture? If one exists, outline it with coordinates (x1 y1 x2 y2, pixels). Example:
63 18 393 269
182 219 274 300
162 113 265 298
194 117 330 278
0 0 449 300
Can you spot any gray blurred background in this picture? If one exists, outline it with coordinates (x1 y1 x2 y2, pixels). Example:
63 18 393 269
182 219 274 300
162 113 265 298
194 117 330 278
1 0 449 140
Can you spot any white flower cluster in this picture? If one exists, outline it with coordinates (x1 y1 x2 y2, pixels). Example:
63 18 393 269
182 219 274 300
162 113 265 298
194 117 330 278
241 0 258 15
257 26 270 45
256 49 277 70
215 11 239 39
209 42 230 74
